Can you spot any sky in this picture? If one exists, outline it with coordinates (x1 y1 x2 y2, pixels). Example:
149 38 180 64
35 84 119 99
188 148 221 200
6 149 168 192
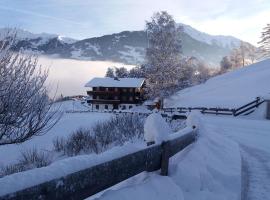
0 0 270 45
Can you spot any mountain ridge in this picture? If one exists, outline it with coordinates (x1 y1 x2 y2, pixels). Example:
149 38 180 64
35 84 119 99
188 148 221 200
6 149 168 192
0 24 254 66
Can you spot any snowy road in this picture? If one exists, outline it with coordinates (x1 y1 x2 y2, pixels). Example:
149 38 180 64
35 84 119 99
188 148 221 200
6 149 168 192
241 145 270 200
202 116 270 200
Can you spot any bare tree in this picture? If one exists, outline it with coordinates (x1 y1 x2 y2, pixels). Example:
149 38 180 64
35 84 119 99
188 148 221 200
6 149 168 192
0 31 60 145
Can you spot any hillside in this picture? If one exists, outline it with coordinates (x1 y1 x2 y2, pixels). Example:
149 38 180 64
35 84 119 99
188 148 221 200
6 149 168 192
165 59 270 108
0 24 253 66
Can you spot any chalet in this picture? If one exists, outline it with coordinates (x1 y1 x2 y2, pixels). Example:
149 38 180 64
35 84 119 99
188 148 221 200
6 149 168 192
85 77 145 110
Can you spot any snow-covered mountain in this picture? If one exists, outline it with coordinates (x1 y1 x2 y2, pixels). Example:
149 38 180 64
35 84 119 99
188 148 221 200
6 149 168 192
180 23 241 49
0 25 253 66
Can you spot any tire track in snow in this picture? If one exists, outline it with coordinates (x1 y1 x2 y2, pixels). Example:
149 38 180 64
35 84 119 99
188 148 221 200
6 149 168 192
240 145 270 200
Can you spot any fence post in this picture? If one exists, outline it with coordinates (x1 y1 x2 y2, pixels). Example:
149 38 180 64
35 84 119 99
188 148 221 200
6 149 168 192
160 140 171 176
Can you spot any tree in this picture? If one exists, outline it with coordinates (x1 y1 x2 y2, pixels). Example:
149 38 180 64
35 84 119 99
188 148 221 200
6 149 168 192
114 67 128 78
220 56 232 73
128 66 145 78
0 32 60 146
230 48 242 69
259 23 270 58
145 11 183 98
105 67 115 78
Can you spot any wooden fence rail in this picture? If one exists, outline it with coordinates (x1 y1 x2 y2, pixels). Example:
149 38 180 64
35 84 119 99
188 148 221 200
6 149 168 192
0 128 197 200
164 97 265 117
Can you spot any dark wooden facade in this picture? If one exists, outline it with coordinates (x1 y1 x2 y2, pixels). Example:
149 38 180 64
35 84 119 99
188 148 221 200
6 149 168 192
87 86 144 109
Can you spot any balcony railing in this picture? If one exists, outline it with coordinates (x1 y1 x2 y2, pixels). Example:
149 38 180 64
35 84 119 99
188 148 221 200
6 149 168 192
87 90 121 96
88 99 121 104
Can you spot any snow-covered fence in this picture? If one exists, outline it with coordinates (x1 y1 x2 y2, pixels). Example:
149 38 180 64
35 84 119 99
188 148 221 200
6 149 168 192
164 97 265 117
0 127 197 200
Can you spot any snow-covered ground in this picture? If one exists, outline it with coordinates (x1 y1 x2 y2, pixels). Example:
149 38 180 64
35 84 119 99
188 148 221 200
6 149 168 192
1 60 270 200
165 59 270 108
87 110 270 200
0 101 112 166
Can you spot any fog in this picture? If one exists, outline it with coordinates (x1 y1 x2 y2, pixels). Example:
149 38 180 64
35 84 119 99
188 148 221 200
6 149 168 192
38 56 135 97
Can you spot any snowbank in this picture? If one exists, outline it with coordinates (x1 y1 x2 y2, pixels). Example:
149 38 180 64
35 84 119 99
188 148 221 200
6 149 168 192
165 59 270 108
144 113 172 143
0 143 144 196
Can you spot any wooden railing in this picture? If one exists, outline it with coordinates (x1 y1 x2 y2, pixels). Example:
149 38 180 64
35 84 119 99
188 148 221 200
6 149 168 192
0 127 197 200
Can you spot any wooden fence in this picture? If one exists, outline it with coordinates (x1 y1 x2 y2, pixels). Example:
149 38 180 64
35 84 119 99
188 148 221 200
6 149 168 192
0 127 197 200
164 97 265 117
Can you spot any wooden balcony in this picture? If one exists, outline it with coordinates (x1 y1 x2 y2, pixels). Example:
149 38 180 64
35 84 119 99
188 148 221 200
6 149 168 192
88 99 121 104
87 90 120 95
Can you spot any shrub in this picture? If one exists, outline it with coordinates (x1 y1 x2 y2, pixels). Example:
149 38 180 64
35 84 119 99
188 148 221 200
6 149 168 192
0 148 52 177
53 113 145 156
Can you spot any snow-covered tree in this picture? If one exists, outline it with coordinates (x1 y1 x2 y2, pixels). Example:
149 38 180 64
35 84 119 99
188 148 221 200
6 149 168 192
220 56 233 73
145 11 183 98
259 24 270 58
114 67 128 78
128 66 145 78
0 32 60 145
105 67 115 78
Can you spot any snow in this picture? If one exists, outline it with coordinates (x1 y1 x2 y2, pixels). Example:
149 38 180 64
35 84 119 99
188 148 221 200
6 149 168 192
118 45 145 64
144 113 171 143
0 143 144 196
180 23 241 49
0 101 112 166
91 114 242 200
0 28 57 40
165 59 270 108
85 77 145 88
57 36 77 44
85 42 102 55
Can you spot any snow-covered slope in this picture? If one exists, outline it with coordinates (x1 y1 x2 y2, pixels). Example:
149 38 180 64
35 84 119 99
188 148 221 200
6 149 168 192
165 59 270 108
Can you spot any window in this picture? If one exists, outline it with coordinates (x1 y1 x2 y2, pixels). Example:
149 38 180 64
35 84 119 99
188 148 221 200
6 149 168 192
115 88 118 92
105 105 108 109
122 96 127 101
106 88 109 91
129 88 133 92
123 88 127 92
96 105 99 110
96 95 99 99
114 96 118 100
129 97 133 101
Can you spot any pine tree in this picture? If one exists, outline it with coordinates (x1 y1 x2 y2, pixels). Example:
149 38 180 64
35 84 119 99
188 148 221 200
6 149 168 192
259 24 270 58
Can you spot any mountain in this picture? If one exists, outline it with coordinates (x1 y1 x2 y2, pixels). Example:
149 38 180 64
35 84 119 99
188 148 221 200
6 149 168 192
0 25 253 66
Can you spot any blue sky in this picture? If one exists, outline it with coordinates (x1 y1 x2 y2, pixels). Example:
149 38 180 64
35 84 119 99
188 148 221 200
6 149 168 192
0 0 269 45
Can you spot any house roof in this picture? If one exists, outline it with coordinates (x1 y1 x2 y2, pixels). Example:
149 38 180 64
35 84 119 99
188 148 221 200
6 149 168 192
85 77 145 88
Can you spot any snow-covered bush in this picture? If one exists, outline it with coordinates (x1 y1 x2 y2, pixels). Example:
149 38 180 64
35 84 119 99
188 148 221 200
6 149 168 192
0 148 52 177
53 114 145 156
64 128 98 156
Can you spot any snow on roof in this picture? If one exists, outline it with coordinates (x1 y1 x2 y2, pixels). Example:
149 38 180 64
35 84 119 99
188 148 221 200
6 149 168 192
85 77 145 88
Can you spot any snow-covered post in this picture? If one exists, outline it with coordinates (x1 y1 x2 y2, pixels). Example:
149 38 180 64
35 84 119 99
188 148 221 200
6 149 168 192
144 112 172 175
